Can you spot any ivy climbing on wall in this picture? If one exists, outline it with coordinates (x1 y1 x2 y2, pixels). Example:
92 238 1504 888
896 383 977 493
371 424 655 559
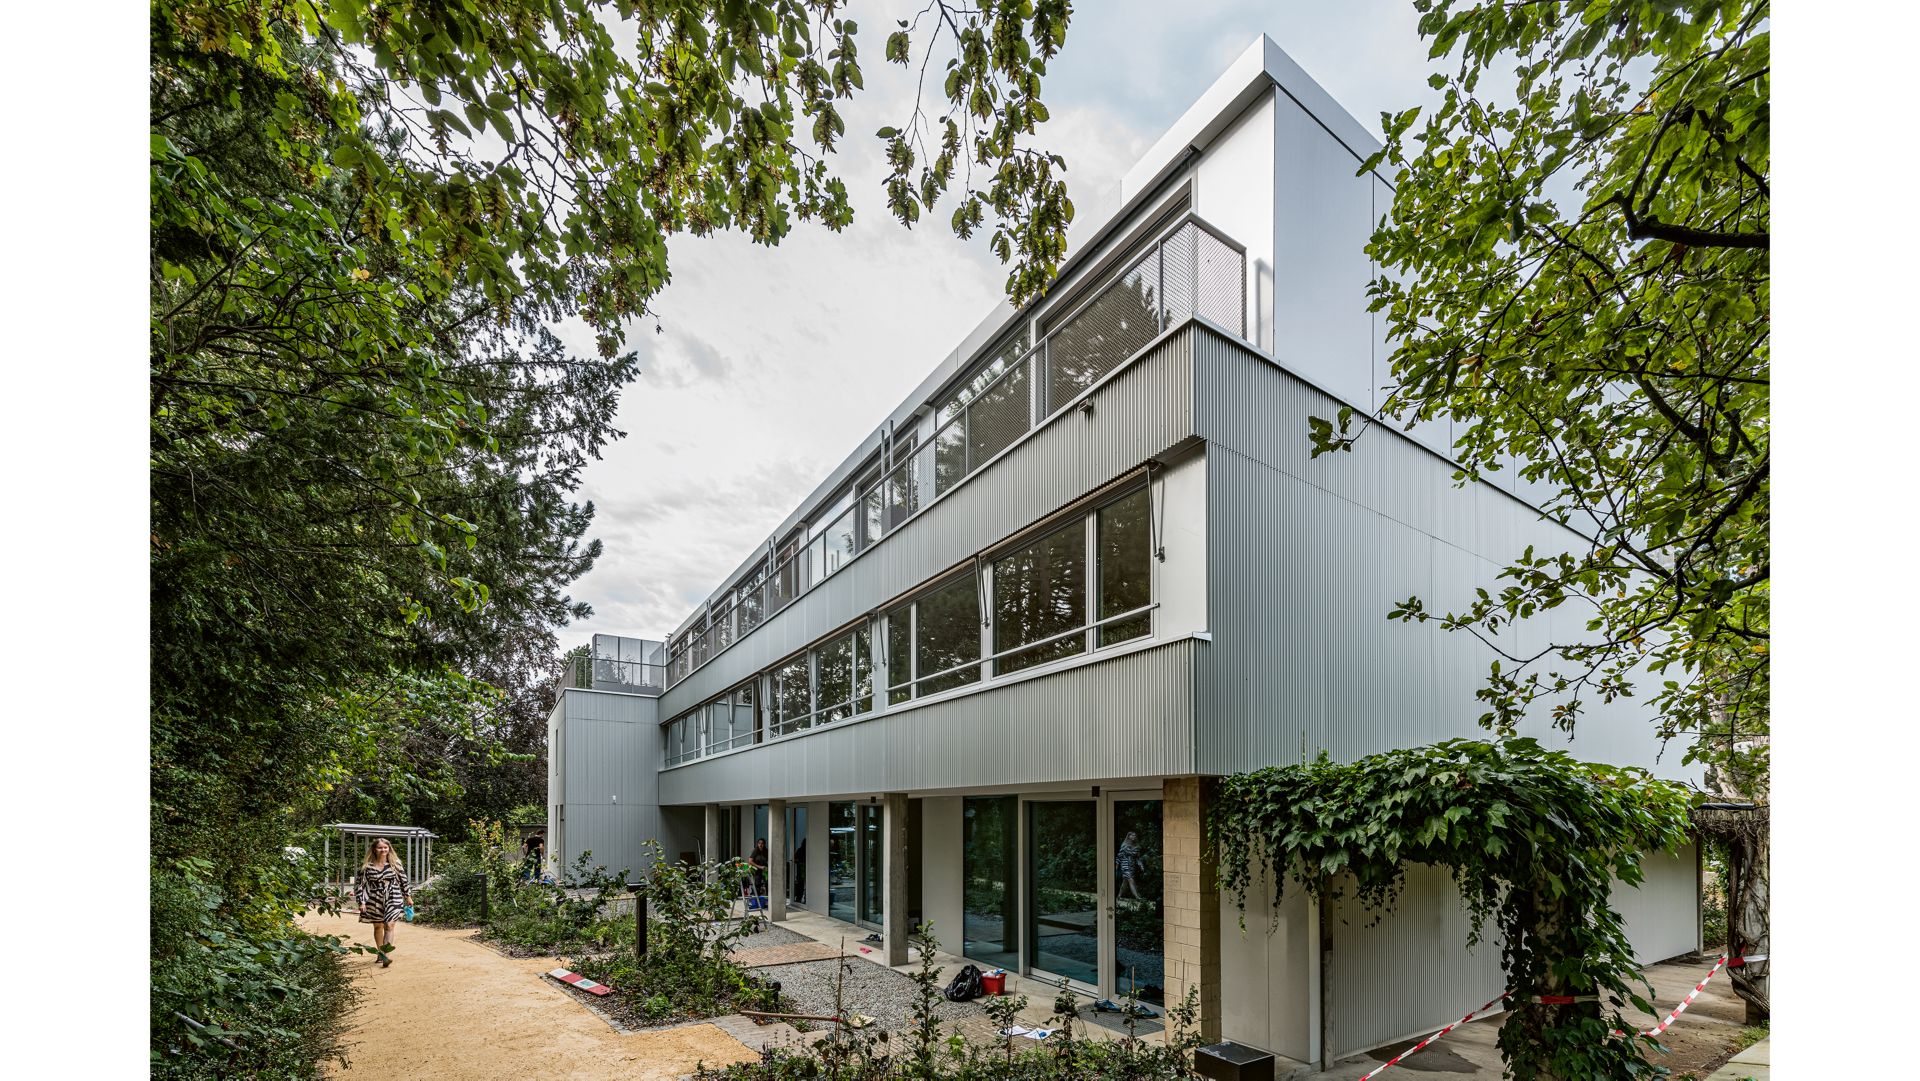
1210 738 1695 1081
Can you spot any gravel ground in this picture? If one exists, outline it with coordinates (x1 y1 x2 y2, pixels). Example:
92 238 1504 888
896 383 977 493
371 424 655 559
728 922 812 950
768 957 989 1032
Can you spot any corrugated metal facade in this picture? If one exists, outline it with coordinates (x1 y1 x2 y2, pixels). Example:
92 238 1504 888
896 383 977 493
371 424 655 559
661 328 1200 716
658 639 1195 805
1189 324 1698 780
550 688 660 878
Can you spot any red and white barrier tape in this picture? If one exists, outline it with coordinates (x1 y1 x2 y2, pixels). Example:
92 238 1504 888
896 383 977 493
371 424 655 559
1357 992 1509 1081
1614 953 1766 1038
1356 953 1768 1077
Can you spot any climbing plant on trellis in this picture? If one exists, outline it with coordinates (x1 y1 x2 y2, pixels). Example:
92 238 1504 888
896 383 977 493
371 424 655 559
1210 738 1695 1080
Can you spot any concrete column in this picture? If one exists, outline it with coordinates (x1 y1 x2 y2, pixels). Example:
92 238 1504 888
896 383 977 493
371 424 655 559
703 804 722 878
768 799 788 921
1163 777 1222 1041
882 792 910 966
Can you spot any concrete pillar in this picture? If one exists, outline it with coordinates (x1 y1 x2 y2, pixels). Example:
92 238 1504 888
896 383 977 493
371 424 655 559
1163 777 1222 1041
703 804 722 878
882 792 910 965
768 799 788 922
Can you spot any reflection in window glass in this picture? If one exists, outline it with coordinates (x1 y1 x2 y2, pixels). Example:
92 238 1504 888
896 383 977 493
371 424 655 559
774 658 810 734
824 509 857 576
886 604 912 705
853 623 874 714
962 796 1019 969
916 572 981 695
994 522 1087 674
816 633 855 723
1098 487 1153 644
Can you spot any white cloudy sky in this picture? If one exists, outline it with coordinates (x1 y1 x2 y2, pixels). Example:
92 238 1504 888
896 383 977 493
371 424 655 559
558 1 1445 646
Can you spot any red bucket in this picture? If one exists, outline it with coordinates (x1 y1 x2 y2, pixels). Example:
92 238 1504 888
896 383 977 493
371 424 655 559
981 972 1007 996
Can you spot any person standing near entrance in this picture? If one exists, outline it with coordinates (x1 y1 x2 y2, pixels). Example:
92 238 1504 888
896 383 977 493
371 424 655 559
748 838 770 901
355 837 413 967
1116 830 1148 899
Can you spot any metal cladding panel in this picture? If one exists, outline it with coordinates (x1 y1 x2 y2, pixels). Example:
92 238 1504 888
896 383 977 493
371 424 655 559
1328 863 1508 1060
1272 89 1375 414
1189 326 1701 783
661 330 1199 715
554 689 661 876
1218 864 1315 1061
658 640 1197 806
1616 842 1702 963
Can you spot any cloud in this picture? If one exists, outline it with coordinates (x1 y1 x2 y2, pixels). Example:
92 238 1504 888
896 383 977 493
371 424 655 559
638 328 737 389
557 1 1443 650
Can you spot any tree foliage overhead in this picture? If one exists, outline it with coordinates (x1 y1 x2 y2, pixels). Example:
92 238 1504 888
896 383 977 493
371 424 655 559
151 1 1079 1074
1213 739 1696 1080
1320 0 1769 784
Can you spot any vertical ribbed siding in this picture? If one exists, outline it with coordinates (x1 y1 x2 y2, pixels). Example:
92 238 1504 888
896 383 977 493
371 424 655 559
662 328 1199 714
1189 323 1699 780
553 689 661 876
658 638 1195 805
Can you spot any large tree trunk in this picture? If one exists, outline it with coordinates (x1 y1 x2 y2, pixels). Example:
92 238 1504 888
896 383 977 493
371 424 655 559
1726 821 1770 1022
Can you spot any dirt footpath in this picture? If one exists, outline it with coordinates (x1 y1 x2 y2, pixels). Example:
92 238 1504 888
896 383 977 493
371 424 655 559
298 909 758 1081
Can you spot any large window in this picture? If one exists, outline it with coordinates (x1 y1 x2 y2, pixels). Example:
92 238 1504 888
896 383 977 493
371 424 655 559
773 657 811 736
1097 487 1153 644
993 521 1088 674
708 683 758 753
884 602 912 705
915 571 982 696
770 624 876 737
669 486 1156 761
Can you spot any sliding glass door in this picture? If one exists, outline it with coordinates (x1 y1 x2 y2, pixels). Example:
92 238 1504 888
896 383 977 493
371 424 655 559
1027 800 1099 989
1111 798 1164 1004
857 803 884 929
828 802 855 923
963 796 1019 969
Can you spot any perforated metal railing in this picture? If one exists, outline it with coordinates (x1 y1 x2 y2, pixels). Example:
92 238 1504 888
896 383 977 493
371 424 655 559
664 215 1245 692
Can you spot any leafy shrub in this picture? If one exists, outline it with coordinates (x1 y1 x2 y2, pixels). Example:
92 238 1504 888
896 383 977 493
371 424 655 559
695 922 1204 1081
569 842 781 1024
151 856 360 1080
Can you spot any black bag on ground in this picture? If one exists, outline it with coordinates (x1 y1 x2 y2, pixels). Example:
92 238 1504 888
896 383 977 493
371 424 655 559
943 963 985 1002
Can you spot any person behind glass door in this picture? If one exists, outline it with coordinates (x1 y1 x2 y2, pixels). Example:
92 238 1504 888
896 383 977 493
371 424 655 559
1116 830 1148 899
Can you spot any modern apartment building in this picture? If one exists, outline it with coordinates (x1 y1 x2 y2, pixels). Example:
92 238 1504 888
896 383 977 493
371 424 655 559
549 36 1701 1068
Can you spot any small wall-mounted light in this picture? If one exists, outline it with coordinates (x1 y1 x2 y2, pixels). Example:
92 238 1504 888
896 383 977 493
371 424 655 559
1079 399 1095 417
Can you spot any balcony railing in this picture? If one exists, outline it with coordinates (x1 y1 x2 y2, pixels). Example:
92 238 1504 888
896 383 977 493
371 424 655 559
562 634 666 695
665 215 1245 690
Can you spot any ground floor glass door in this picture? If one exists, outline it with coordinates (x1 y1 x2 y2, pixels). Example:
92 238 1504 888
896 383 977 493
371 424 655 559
963 796 1019 969
1027 800 1099 989
1110 799 1164 1004
828 802 855 923
786 805 808 905
858 803 884 929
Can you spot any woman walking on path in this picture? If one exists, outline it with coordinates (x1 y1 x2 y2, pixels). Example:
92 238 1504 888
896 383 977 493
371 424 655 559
355 837 413 967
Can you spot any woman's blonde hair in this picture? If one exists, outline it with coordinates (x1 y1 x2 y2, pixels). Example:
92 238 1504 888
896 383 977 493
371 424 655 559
363 837 405 869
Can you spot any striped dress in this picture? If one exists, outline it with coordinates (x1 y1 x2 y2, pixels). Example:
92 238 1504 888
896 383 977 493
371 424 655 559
354 861 412 924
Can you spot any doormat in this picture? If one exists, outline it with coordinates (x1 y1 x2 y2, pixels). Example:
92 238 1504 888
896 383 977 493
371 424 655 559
729 941 846 968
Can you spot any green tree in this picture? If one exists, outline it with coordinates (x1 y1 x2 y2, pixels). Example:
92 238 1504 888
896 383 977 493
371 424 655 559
1318 1 1769 784
151 1 1080 1074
